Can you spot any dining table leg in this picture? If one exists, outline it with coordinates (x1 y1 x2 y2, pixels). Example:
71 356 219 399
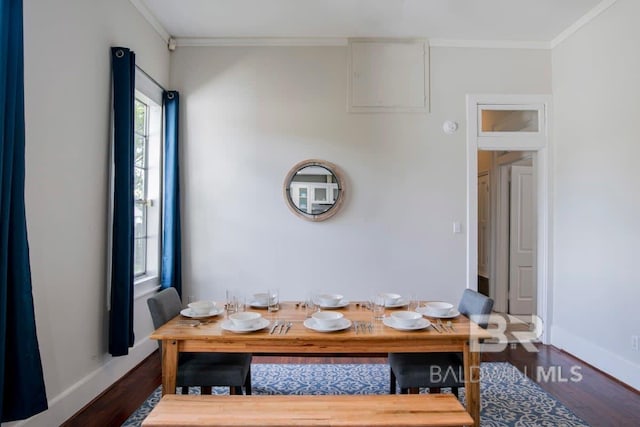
463 340 481 427
161 339 178 396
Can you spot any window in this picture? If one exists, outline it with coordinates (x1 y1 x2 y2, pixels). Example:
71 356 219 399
134 98 149 276
133 69 163 286
470 96 549 151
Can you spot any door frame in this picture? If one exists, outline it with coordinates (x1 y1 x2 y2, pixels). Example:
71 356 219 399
477 170 490 279
466 94 552 344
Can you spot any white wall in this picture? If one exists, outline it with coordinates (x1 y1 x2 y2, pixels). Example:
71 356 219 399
13 0 170 425
551 0 640 389
170 46 550 307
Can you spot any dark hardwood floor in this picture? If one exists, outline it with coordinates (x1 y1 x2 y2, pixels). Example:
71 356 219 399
63 344 639 427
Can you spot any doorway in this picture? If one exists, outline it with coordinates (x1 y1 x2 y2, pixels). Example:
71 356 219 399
466 94 552 343
478 151 536 318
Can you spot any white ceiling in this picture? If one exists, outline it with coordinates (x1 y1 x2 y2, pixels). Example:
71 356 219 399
136 0 607 44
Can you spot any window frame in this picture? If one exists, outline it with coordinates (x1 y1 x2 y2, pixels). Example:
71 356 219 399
132 68 164 291
134 97 150 277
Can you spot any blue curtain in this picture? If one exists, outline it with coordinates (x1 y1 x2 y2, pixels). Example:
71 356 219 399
108 47 135 356
0 0 48 420
160 91 182 296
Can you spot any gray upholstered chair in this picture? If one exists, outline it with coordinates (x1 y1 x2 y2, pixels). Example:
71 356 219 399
388 289 494 396
147 287 252 395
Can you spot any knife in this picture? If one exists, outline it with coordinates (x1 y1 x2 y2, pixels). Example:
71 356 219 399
284 322 292 334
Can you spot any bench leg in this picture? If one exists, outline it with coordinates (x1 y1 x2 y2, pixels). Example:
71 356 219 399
244 366 252 395
201 386 212 395
389 368 397 394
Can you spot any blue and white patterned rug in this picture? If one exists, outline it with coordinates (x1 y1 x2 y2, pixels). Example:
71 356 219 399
123 362 589 426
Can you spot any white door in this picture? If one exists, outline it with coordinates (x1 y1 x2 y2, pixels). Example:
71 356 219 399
477 173 490 278
509 165 535 315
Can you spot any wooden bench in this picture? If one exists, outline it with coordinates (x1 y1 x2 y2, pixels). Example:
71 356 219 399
141 394 473 427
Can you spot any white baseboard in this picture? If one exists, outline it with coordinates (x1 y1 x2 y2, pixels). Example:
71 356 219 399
5 338 156 427
551 325 639 391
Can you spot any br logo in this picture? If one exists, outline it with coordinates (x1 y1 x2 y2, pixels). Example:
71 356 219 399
470 313 543 353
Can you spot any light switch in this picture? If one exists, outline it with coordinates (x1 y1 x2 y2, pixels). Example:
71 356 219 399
453 221 462 233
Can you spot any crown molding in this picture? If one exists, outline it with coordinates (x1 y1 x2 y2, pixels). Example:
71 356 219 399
429 39 549 50
130 0 617 51
129 0 171 43
174 37 349 47
176 37 552 49
551 0 618 48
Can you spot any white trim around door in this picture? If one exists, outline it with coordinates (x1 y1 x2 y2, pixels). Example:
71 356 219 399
466 94 553 344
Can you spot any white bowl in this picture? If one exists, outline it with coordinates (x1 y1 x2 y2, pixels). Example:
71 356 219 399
229 311 262 329
187 300 215 315
380 292 402 306
312 311 344 328
391 311 422 328
317 293 344 307
426 301 454 316
253 293 270 306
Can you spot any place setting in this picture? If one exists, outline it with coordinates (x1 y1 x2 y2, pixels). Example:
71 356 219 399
416 301 461 319
179 300 225 319
220 311 271 333
315 293 350 309
248 292 270 308
248 290 280 312
379 292 410 308
382 310 431 331
304 311 352 332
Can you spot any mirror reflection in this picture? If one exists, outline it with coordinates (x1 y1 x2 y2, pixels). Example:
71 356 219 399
284 160 345 221
290 165 339 215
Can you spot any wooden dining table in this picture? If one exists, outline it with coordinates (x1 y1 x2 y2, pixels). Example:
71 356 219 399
150 301 490 427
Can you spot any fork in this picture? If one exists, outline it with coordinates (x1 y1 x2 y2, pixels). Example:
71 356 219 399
269 320 282 334
278 322 287 334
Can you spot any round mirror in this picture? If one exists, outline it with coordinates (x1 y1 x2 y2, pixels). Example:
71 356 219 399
283 159 345 222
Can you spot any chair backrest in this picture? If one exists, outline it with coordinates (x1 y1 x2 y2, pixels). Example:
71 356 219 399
457 289 494 329
147 287 182 330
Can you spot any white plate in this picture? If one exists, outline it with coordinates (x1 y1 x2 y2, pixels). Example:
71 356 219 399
416 307 461 319
383 316 431 331
318 300 350 309
249 301 269 308
385 299 409 308
180 307 224 318
220 318 270 333
303 317 352 332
